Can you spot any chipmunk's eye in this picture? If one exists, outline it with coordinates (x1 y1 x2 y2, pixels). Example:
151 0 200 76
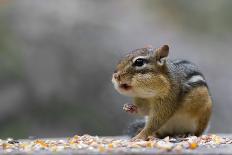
133 58 148 67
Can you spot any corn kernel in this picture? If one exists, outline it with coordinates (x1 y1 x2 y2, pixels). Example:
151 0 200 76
189 142 198 149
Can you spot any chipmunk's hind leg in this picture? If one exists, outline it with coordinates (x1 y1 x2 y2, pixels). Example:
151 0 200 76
156 86 212 138
181 86 212 136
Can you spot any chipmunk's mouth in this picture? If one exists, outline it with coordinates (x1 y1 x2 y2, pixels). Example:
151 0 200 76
112 75 132 93
119 84 132 91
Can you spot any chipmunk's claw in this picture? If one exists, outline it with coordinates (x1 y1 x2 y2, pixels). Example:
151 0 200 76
123 104 138 113
131 133 148 141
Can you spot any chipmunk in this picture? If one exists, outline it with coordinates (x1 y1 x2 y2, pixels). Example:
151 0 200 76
112 45 212 140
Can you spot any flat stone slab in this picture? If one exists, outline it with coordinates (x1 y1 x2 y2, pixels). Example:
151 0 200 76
0 134 232 155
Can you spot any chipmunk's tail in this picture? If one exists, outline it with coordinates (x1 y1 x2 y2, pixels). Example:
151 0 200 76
126 119 145 137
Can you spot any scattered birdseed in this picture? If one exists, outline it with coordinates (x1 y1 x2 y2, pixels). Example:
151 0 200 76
8 140 19 144
189 142 198 149
0 134 231 153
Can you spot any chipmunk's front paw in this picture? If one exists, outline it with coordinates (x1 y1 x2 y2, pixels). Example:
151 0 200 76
131 133 148 141
123 103 138 114
131 128 154 141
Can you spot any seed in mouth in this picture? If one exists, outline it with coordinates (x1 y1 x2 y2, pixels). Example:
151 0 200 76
119 84 132 90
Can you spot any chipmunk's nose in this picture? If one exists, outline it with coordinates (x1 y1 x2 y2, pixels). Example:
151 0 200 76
113 73 121 81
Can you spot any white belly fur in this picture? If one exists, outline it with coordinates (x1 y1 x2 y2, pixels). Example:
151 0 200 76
157 112 197 136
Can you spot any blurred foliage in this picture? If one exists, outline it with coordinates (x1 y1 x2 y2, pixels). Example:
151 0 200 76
29 97 116 135
0 118 28 138
0 6 23 82
147 0 232 35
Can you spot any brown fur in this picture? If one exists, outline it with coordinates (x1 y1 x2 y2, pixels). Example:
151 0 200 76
112 45 212 140
156 86 212 138
132 86 212 140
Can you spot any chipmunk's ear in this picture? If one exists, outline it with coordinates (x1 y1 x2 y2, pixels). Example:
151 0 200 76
155 45 169 66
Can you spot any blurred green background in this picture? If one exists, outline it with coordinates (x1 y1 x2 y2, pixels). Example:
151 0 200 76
0 0 232 138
